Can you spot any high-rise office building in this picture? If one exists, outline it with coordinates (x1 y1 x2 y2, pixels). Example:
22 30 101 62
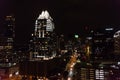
0 15 15 62
92 27 114 60
30 10 56 60
5 15 15 38
0 15 19 80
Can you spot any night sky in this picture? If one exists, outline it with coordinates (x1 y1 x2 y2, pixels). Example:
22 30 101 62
0 0 120 44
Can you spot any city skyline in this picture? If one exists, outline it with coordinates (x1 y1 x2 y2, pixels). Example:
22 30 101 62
0 1 120 79
0 0 120 44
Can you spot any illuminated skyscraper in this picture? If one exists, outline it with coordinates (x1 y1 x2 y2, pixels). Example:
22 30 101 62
0 15 15 62
30 10 56 60
34 10 54 38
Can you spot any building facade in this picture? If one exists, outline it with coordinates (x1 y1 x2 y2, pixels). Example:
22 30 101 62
114 30 120 56
0 15 15 63
29 10 57 60
92 27 114 60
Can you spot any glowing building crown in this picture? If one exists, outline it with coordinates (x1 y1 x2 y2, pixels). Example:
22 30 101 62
38 10 52 20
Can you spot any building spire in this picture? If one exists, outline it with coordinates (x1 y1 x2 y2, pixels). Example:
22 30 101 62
38 10 52 20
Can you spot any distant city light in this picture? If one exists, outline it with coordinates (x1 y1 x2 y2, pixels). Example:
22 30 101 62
118 62 120 65
74 35 79 38
114 30 120 38
67 77 72 80
91 30 94 33
15 71 19 75
9 74 12 77
105 28 114 31
86 37 92 40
